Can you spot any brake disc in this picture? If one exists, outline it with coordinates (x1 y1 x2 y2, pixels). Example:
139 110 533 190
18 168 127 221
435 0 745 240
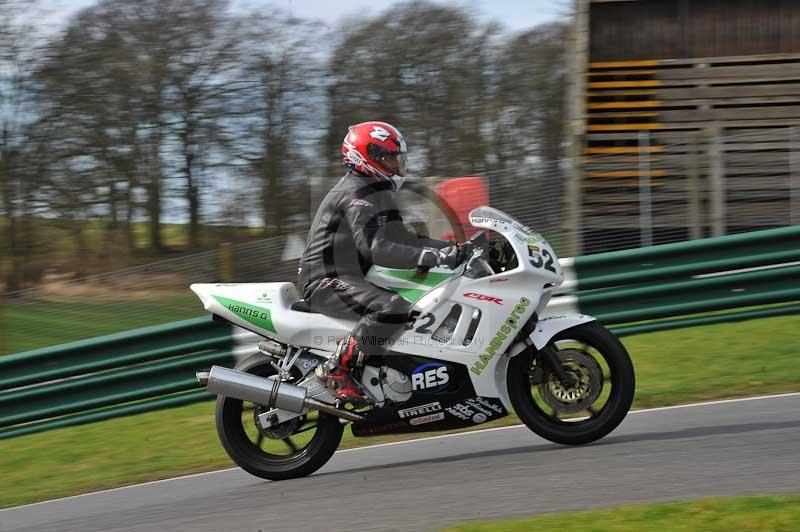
538 348 603 414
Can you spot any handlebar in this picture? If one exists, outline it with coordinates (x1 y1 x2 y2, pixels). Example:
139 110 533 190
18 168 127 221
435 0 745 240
415 236 486 279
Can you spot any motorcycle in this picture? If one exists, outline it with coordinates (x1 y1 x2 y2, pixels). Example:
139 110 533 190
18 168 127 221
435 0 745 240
192 206 635 480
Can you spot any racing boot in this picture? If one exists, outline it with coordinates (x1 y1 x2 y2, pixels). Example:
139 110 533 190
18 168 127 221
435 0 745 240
319 335 365 405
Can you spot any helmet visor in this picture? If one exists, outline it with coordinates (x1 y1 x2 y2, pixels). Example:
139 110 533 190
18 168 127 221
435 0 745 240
368 143 407 177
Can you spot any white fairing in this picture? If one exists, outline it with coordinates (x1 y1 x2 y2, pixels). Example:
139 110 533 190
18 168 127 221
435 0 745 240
190 282 351 352
190 206 598 414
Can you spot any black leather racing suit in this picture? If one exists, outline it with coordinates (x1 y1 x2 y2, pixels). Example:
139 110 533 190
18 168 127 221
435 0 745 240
298 172 450 352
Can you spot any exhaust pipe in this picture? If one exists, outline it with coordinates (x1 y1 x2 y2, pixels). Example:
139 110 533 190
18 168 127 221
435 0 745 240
197 366 364 422
304 398 365 422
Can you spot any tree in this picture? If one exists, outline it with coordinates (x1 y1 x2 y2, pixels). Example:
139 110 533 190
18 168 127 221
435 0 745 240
230 13 325 235
493 23 568 169
325 1 499 177
160 0 243 248
0 0 47 289
6 0 569 284
489 23 568 228
39 0 246 254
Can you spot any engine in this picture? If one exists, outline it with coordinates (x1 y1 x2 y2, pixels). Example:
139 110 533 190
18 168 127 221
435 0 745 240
359 365 413 406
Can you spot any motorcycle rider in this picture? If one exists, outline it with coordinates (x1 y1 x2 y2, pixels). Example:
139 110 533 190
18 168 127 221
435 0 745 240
298 121 464 404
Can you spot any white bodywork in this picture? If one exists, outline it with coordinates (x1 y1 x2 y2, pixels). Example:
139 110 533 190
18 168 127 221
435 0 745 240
191 206 595 412
190 281 353 352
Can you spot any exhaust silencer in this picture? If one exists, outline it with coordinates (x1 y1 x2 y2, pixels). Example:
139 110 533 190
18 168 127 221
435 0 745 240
203 365 307 412
198 366 363 422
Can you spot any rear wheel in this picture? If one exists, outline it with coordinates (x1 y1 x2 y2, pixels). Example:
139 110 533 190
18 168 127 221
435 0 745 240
507 321 634 445
215 354 343 480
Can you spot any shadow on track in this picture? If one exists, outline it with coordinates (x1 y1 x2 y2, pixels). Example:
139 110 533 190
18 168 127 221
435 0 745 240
313 418 800 478
597 418 800 447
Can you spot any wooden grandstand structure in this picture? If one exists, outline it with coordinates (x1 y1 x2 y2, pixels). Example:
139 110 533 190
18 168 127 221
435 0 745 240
566 0 800 254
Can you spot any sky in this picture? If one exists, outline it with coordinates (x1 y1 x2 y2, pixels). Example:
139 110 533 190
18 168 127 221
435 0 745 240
254 0 569 31
43 0 569 33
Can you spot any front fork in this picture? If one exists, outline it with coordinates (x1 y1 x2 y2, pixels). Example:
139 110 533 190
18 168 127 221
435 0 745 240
538 343 578 388
523 336 578 389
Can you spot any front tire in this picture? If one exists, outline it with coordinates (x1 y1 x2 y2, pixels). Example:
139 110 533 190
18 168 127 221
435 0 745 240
215 353 344 481
508 321 634 445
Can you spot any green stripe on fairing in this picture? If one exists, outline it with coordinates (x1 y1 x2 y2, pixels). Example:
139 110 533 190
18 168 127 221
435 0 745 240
388 287 428 303
212 295 276 333
374 267 453 287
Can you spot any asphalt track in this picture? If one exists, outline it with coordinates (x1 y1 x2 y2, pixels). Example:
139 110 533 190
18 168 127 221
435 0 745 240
3 393 799 532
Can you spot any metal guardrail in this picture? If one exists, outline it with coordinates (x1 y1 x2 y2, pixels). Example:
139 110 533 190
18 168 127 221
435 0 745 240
1 226 798 440
573 225 800 289
566 225 800 328
0 318 235 439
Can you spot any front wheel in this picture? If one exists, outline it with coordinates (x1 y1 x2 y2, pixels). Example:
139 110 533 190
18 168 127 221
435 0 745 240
215 353 344 481
507 321 634 445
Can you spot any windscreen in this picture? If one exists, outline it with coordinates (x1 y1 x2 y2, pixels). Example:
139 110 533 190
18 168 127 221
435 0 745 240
469 206 535 234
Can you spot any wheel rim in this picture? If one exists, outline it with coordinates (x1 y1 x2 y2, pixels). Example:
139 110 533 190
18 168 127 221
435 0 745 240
226 364 326 463
525 337 619 425
539 348 603 414
239 403 322 458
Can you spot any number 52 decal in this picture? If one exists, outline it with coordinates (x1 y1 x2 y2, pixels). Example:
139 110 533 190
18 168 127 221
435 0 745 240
530 248 557 273
405 312 436 333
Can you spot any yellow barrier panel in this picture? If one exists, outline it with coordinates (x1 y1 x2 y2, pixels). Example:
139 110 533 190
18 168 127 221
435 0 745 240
586 123 664 131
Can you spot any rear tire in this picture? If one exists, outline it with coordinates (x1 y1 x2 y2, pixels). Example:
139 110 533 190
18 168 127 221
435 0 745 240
508 321 634 445
215 354 344 481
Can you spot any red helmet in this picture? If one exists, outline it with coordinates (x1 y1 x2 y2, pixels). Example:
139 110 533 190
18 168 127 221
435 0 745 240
342 121 408 182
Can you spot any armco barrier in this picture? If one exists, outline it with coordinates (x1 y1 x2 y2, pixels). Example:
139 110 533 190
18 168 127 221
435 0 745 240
572 225 800 290
580 264 800 323
0 317 235 439
546 225 800 330
1 225 798 440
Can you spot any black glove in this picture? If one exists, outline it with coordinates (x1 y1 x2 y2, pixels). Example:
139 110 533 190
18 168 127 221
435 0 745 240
437 245 461 269
418 244 469 269
456 241 475 264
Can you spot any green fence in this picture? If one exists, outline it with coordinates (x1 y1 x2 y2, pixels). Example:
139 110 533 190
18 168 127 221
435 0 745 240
1 225 798 440
0 318 235 439
573 225 800 289
571 225 800 333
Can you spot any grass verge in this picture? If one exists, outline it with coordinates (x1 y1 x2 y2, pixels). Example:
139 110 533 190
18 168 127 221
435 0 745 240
439 494 800 532
3 296 201 354
1 314 799 509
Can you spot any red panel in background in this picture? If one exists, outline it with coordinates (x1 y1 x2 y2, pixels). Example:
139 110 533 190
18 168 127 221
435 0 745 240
436 177 488 241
